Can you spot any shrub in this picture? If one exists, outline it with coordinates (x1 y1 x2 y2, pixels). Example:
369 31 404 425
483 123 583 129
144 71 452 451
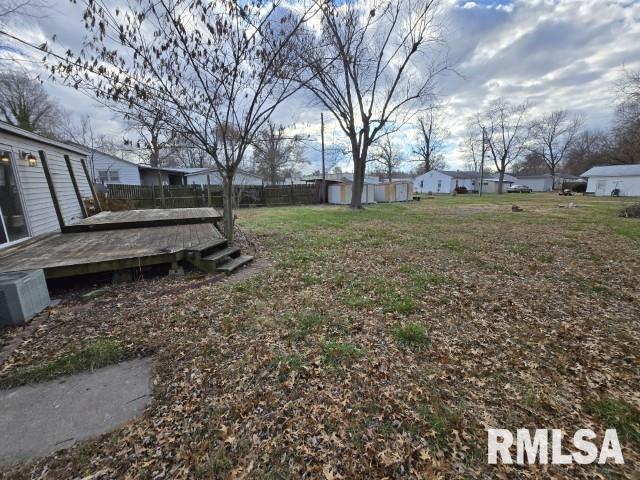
454 186 468 194
322 341 364 366
572 182 587 193
392 323 429 347
620 203 640 218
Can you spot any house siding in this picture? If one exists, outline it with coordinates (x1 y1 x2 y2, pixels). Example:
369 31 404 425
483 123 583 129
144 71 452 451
88 151 141 185
186 171 264 186
0 129 91 239
586 176 640 196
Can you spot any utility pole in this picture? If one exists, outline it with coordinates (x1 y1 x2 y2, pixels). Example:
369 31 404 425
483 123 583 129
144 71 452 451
321 112 326 203
479 127 487 197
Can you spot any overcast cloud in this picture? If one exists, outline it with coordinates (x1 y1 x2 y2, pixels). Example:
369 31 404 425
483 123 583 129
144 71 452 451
1 0 639 172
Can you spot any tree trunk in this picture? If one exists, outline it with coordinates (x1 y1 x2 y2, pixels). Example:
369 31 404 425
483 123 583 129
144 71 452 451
498 170 505 194
550 164 556 190
351 164 364 209
222 173 235 242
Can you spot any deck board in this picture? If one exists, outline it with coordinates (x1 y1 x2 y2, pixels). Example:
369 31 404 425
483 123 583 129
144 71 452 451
64 208 222 232
0 222 224 278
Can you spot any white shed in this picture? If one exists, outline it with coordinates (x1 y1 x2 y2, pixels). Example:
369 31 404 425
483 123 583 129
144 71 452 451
328 181 376 205
0 122 95 247
582 164 640 196
374 181 413 202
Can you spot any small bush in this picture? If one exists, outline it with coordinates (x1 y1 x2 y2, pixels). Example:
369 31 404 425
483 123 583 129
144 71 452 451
381 293 417 314
454 186 468 194
392 323 429 347
620 203 640 218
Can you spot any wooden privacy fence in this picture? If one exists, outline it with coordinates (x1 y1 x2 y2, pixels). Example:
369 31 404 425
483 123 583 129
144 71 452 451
106 183 321 209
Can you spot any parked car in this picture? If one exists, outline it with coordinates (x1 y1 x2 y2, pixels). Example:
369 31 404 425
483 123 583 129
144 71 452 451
507 184 533 193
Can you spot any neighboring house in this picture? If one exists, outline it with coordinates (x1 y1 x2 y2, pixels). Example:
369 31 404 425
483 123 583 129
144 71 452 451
0 121 94 247
138 165 187 186
581 164 640 197
183 168 264 186
516 174 554 192
88 150 142 185
413 170 479 194
413 170 517 194
480 174 518 193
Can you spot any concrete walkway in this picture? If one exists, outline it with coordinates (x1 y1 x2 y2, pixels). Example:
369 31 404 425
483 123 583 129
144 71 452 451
0 357 152 467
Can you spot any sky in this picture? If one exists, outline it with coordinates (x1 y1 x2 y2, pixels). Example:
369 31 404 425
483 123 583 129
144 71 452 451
1 0 639 173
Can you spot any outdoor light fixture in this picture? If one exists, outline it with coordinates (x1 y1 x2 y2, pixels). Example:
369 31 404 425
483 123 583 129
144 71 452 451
0 151 10 164
24 152 37 167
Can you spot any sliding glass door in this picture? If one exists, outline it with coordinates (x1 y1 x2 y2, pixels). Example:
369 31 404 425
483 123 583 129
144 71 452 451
0 149 29 246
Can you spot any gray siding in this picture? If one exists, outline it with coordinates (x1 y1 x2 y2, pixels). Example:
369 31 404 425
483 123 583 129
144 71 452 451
0 130 91 238
89 151 141 185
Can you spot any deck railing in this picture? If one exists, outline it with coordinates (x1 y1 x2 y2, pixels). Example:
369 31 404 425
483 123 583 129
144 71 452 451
104 183 321 209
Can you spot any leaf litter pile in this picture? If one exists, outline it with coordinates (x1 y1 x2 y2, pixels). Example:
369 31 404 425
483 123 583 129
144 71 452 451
1 195 639 479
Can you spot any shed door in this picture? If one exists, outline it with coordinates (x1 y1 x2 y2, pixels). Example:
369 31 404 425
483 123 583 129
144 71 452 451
0 148 29 246
396 183 407 201
596 179 607 195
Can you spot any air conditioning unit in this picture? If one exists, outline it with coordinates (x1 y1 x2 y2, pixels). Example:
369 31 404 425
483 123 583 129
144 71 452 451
0 270 50 326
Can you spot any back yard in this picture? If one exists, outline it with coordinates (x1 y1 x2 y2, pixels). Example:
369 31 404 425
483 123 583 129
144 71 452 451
1 193 639 479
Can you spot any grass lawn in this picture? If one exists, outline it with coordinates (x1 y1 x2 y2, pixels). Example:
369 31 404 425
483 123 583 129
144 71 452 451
1 193 639 478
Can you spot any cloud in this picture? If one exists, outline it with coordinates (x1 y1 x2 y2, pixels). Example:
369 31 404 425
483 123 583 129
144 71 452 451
2 0 639 172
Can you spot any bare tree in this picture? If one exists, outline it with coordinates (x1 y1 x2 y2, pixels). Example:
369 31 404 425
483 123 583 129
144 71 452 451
291 0 447 209
412 106 448 173
459 122 483 172
529 110 582 188
124 103 177 168
371 136 403 181
0 70 61 135
252 122 305 184
47 0 314 241
612 69 640 164
478 99 530 194
564 129 612 175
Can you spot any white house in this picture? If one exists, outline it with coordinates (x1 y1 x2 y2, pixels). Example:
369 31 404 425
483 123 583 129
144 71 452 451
516 174 554 192
88 150 142 185
0 122 95 248
183 168 264 186
413 170 479 194
582 164 640 196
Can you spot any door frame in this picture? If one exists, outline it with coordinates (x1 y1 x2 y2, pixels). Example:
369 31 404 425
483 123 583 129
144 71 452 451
0 145 32 248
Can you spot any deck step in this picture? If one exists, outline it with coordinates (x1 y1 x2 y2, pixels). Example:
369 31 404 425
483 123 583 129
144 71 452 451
197 238 228 257
202 246 241 264
217 255 254 273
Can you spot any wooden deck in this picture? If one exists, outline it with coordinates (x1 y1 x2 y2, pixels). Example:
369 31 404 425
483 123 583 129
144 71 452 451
63 207 222 233
0 211 227 279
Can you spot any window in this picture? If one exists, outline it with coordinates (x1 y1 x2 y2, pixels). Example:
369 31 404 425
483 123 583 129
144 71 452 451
437 180 442 192
420 180 423 188
98 170 120 183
